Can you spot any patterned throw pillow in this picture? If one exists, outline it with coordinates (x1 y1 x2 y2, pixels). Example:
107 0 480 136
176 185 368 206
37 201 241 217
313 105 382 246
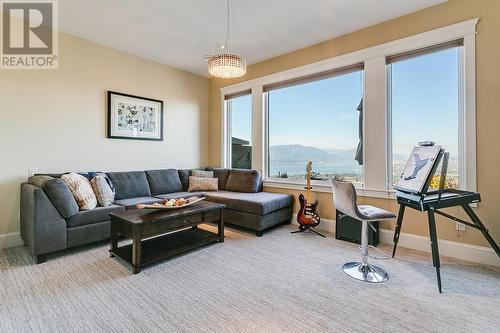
91 175 115 207
61 172 97 210
191 170 214 178
188 176 218 192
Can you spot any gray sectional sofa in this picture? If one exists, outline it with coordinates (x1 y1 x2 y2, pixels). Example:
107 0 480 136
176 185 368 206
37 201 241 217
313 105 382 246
20 168 293 263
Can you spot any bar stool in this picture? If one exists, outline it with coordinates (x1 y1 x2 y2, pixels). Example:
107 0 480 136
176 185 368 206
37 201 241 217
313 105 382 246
331 180 396 283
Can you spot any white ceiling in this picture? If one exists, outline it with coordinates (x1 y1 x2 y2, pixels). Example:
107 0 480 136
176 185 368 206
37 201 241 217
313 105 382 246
58 0 447 77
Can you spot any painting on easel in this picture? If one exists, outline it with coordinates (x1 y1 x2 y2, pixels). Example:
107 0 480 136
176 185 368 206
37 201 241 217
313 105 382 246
395 145 442 194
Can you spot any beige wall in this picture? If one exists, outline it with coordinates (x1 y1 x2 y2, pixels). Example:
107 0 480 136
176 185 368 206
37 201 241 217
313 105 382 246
0 25 209 237
209 0 500 247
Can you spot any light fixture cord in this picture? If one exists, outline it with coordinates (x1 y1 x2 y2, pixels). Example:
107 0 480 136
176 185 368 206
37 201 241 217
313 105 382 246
224 0 230 49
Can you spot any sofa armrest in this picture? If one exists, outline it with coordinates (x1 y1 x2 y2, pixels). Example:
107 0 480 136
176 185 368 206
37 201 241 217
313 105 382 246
20 183 67 256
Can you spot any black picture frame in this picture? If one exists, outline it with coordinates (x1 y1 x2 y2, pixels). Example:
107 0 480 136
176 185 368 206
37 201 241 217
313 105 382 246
107 91 164 141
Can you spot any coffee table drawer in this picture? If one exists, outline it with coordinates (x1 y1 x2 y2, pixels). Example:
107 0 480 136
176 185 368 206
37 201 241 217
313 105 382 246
166 213 203 229
141 213 203 237
203 210 221 223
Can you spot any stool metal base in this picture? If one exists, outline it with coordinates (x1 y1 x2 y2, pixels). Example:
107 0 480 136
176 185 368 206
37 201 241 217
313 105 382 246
342 262 389 283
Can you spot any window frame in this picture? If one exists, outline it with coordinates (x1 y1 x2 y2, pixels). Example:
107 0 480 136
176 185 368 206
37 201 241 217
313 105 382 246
264 67 365 186
224 92 253 169
386 43 466 189
220 19 478 199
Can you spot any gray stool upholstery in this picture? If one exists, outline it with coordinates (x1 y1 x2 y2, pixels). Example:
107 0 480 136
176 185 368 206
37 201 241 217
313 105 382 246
332 180 396 283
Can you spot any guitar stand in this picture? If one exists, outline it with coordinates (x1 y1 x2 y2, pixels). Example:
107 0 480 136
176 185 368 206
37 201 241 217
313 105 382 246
291 226 326 237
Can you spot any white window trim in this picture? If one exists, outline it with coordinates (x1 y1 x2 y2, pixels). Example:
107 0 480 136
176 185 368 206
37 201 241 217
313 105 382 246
220 18 478 198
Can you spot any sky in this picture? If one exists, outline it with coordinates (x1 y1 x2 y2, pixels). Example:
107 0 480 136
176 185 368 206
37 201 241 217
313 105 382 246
230 47 459 158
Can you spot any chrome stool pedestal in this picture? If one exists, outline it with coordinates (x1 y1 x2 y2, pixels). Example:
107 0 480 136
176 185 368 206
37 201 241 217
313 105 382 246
341 220 389 283
342 262 389 283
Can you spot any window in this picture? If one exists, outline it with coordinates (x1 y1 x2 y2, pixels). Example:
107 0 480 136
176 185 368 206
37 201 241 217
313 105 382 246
226 93 252 169
388 42 462 189
265 68 364 185
220 20 476 196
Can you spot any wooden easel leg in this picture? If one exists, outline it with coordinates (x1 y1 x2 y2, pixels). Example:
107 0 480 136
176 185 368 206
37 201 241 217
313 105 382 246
427 208 442 293
461 204 500 257
392 205 406 258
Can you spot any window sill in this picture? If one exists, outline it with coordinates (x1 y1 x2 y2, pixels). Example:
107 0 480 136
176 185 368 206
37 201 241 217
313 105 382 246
263 179 396 200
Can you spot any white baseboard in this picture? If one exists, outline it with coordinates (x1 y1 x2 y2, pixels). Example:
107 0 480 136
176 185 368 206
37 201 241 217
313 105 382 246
378 229 499 267
291 214 499 267
0 232 23 249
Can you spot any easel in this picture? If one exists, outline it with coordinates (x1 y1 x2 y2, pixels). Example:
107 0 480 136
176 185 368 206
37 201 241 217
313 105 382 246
392 146 500 293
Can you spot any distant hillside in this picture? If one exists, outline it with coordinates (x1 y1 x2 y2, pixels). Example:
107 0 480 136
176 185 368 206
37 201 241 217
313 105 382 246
269 144 358 166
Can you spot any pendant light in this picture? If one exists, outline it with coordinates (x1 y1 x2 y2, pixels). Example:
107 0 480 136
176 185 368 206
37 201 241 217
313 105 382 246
206 0 246 78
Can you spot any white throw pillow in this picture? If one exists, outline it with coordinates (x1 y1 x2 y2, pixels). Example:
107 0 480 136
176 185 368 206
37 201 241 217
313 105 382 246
91 175 115 207
188 176 218 192
61 172 97 210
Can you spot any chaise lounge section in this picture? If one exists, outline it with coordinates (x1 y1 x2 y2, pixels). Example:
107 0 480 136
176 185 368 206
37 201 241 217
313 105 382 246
20 168 293 263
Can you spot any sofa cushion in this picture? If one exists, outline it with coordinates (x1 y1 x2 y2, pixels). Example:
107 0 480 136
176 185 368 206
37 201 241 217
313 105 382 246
145 169 183 195
178 169 191 191
28 175 53 188
106 171 151 200
43 178 80 218
206 168 230 190
28 175 80 218
61 173 98 210
66 204 125 228
225 169 262 193
155 191 205 200
113 196 163 210
205 191 293 215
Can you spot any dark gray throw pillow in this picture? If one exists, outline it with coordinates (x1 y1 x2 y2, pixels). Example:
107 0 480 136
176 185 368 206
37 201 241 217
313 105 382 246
225 169 262 193
106 171 151 200
42 178 79 218
177 169 191 191
145 169 183 195
206 168 230 190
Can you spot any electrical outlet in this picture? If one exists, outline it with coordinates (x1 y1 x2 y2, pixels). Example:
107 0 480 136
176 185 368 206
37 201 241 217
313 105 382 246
456 222 466 231
28 168 38 177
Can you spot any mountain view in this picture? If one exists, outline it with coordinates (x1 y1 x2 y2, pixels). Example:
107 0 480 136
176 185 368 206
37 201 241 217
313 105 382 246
268 144 459 189
269 144 362 184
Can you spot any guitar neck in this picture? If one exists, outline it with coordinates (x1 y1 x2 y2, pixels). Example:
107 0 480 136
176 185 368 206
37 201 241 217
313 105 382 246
305 172 312 203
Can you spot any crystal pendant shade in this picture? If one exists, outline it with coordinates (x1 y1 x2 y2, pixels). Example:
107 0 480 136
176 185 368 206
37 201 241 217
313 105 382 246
207 52 247 78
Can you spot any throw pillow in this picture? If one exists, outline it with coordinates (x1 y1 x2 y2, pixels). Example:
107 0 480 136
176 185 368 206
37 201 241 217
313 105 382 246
79 172 116 192
225 169 262 193
191 170 214 178
61 172 97 210
188 176 218 192
91 175 115 207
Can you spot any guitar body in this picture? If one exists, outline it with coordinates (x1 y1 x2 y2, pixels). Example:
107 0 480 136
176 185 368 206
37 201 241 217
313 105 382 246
297 193 320 228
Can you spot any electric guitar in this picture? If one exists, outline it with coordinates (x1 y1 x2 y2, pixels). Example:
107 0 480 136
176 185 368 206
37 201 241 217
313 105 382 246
297 161 321 228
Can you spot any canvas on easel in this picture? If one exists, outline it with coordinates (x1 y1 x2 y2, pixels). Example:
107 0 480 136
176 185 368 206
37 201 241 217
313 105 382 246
395 145 442 194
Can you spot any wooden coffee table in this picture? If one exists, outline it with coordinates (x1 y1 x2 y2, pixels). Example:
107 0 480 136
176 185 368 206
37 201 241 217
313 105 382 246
109 201 225 274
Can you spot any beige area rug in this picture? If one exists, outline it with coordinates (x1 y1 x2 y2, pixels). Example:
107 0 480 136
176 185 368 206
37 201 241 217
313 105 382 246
0 225 499 333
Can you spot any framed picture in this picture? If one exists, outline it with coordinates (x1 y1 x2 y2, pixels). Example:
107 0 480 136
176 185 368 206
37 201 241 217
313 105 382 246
395 145 442 194
107 91 164 141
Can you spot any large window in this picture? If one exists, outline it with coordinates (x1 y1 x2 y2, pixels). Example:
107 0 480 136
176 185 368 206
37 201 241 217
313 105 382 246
388 43 461 189
266 68 364 185
221 20 476 196
226 93 252 169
